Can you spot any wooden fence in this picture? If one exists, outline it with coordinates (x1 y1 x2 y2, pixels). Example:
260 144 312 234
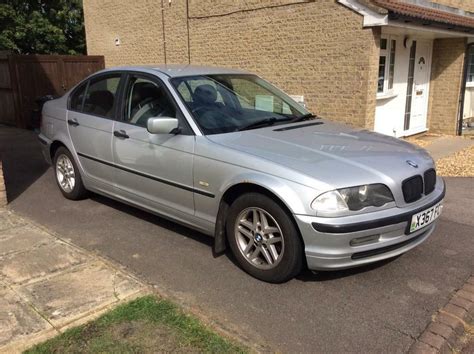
0 54 104 128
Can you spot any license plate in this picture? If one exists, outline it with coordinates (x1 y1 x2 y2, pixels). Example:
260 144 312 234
409 202 443 233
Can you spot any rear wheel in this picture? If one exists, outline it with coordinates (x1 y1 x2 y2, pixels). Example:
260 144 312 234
53 147 87 200
226 192 303 283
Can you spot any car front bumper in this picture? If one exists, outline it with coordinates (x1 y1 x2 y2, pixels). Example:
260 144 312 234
295 177 445 271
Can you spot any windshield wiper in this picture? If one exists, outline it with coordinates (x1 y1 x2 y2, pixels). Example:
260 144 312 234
238 117 288 131
290 113 318 123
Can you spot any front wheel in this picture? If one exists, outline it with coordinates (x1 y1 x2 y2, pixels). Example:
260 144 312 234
53 147 87 200
226 193 303 283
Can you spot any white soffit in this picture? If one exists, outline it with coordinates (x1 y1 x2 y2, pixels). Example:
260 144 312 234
338 0 389 27
385 22 473 38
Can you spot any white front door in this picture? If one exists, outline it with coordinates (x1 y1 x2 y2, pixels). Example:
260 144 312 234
404 40 432 135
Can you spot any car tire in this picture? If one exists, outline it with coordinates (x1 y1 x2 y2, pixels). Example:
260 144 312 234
226 192 303 283
53 147 87 200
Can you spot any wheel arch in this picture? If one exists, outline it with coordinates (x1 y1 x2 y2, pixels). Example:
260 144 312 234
50 140 68 160
213 181 304 256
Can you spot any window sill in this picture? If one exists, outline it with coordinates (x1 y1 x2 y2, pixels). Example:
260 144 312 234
376 91 398 100
466 82 474 88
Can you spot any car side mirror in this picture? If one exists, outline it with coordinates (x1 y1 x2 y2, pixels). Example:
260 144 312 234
147 117 180 135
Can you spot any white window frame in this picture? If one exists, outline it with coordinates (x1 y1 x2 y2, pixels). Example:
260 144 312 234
377 36 397 98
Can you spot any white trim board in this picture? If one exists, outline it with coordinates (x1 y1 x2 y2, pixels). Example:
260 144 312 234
337 0 388 26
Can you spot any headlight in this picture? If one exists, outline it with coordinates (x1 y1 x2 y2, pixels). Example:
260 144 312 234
311 184 394 213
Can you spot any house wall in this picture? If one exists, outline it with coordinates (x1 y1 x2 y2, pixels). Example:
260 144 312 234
427 38 466 135
83 0 165 66
83 0 380 129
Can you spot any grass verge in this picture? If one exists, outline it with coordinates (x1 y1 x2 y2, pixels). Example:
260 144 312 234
25 295 247 353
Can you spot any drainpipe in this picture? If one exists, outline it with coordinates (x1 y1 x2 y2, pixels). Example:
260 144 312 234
458 41 474 136
161 0 167 64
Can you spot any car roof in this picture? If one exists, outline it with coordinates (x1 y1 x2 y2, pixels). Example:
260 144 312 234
99 64 250 78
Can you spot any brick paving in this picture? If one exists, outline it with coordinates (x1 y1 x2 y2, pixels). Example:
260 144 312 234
410 275 474 353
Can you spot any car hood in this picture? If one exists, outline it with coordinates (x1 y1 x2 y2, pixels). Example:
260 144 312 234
206 120 434 190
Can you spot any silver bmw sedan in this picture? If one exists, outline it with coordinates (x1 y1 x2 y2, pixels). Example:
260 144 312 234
38 65 445 283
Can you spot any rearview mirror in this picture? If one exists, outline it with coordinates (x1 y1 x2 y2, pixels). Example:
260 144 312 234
147 117 179 134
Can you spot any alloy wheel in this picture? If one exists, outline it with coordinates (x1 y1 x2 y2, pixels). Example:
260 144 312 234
56 154 76 193
234 207 285 270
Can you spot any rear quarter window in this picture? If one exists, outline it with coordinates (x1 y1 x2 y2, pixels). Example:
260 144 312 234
69 82 87 111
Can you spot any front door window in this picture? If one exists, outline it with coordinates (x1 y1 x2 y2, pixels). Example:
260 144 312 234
123 76 177 127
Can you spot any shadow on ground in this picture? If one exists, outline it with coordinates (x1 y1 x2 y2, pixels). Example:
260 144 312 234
92 189 396 283
0 127 48 202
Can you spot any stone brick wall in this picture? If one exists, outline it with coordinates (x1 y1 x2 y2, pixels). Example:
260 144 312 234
83 0 380 129
0 160 6 207
83 0 165 66
427 38 466 135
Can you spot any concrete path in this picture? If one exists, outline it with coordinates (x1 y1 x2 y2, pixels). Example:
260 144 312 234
422 136 474 160
0 209 147 353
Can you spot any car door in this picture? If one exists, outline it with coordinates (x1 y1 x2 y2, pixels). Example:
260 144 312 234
112 73 195 218
67 73 123 193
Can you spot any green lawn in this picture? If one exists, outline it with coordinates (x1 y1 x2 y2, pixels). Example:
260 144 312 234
25 295 247 353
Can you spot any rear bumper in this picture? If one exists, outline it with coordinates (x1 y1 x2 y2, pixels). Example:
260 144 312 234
38 133 52 164
296 178 445 271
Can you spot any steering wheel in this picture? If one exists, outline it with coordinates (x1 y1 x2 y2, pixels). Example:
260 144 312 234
130 99 165 124
191 105 243 131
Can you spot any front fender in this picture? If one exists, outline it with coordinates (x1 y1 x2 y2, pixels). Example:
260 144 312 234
211 171 319 255
218 172 314 215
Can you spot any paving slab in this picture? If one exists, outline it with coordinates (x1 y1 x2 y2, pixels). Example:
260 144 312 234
0 224 52 257
0 284 52 348
0 211 25 232
423 136 474 160
15 260 144 329
0 241 88 285
0 205 148 351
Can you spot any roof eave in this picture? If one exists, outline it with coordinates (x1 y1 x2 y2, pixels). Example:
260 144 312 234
337 0 389 27
338 0 474 32
388 13 474 34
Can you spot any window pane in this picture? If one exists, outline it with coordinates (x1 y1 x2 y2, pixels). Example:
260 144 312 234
176 81 192 103
124 77 176 128
231 77 288 114
70 83 86 111
388 40 396 89
467 48 474 83
171 74 308 135
380 38 387 50
83 76 121 118
404 41 417 130
378 56 386 93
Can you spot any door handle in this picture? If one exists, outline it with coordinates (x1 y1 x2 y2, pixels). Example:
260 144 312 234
67 119 79 127
114 130 129 139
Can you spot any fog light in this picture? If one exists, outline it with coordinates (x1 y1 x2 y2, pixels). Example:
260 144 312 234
350 234 380 246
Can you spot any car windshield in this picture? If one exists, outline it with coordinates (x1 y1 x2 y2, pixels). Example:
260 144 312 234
170 74 310 135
